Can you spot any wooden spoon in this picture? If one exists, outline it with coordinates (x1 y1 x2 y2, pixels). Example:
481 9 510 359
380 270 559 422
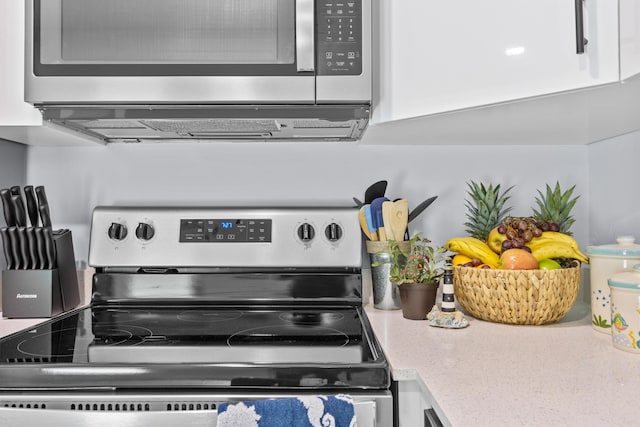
387 199 409 241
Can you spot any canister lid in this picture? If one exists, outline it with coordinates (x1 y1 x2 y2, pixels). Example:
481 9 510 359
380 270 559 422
586 236 640 258
608 264 640 289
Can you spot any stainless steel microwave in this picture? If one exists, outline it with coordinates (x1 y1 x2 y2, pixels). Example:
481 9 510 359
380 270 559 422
24 0 372 142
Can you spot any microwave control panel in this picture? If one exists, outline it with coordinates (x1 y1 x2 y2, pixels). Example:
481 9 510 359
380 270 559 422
316 1 362 75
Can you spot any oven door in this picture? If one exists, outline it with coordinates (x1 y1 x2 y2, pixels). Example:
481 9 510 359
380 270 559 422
0 394 385 427
25 0 316 104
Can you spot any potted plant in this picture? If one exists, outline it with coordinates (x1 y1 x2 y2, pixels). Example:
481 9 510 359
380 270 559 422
387 233 448 320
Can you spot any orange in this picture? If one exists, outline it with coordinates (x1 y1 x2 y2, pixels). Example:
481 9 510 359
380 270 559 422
452 254 473 266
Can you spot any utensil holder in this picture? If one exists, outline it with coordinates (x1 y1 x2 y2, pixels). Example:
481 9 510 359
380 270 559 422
2 229 80 318
365 240 410 310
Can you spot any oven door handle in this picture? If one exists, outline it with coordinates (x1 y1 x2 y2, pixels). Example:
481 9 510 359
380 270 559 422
295 0 315 72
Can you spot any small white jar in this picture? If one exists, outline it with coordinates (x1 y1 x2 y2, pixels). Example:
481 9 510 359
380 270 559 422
586 236 640 334
608 265 640 353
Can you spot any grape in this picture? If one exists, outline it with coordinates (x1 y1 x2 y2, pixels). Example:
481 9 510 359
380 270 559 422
532 227 542 237
497 224 507 234
549 223 560 232
471 258 482 267
521 246 532 253
539 222 550 232
501 240 513 251
518 220 528 232
506 229 517 240
522 230 533 242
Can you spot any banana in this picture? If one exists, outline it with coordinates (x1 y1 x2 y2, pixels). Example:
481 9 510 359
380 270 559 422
527 231 589 264
527 241 589 263
446 237 500 268
529 231 581 248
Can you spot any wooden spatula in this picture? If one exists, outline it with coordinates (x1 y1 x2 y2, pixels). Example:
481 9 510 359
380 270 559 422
381 201 396 241
387 199 409 241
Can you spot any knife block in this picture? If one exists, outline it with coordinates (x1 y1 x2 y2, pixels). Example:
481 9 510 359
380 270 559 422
1 229 80 318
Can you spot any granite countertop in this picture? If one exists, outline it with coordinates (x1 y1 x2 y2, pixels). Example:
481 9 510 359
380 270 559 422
365 302 638 426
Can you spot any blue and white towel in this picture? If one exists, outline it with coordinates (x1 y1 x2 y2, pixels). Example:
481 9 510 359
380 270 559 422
217 394 356 427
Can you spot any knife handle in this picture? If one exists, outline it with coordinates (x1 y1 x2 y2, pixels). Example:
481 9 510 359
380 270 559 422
35 186 52 228
0 227 13 270
24 185 39 227
34 227 47 270
0 188 16 227
16 226 29 270
42 227 56 270
11 194 27 227
25 227 38 270
9 186 21 197
7 226 21 270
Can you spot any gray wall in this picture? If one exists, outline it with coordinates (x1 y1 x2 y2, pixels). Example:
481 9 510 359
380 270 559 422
0 139 27 270
26 142 589 264
588 131 640 245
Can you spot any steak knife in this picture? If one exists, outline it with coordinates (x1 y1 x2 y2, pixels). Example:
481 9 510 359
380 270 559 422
7 226 22 269
25 227 38 269
11 194 27 227
0 188 16 227
0 227 13 269
16 226 29 269
24 185 39 227
42 227 56 270
35 186 52 228
34 227 47 270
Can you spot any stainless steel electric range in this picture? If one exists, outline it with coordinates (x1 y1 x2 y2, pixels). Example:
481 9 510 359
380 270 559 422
0 207 392 426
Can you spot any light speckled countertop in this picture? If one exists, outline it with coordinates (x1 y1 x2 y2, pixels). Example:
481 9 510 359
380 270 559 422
0 315 44 338
365 301 638 426
0 297 633 426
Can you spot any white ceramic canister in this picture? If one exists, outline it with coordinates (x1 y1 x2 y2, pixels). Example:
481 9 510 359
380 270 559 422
586 236 640 334
608 265 640 353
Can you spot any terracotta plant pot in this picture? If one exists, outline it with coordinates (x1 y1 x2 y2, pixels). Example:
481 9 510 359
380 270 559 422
399 282 439 320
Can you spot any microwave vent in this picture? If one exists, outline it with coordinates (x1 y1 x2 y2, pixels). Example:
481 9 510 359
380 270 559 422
293 120 351 129
141 119 280 134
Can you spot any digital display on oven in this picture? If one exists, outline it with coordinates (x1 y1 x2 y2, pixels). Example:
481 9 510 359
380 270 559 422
179 219 272 242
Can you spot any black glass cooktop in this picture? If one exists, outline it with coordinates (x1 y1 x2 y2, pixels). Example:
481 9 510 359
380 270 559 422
1 305 369 363
0 305 389 390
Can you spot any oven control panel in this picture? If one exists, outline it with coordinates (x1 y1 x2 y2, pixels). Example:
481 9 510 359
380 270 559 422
179 219 272 243
89 207 361 268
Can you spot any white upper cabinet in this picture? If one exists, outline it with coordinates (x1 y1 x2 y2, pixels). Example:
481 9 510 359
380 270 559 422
373 0 620 123
620 0 640 80
0 1 41 127
0 2 98 145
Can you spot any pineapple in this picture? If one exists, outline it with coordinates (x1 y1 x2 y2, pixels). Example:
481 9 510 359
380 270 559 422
464 181 513 241
532 182 579 235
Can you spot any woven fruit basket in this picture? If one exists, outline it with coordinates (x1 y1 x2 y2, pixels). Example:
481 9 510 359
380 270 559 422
453 265 581 325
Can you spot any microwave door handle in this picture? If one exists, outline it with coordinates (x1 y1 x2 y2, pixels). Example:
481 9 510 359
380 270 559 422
296 0 315 72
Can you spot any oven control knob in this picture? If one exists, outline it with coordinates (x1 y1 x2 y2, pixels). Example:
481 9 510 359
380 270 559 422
135 222 155 241
297 223 315 242
136 222 156 240
325 223 343 242
107 222 128 241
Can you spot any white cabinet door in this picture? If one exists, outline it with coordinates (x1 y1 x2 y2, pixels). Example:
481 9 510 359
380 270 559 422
374 0 620 123
620 0 640 80
0 1 42 126
0 2 98 145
